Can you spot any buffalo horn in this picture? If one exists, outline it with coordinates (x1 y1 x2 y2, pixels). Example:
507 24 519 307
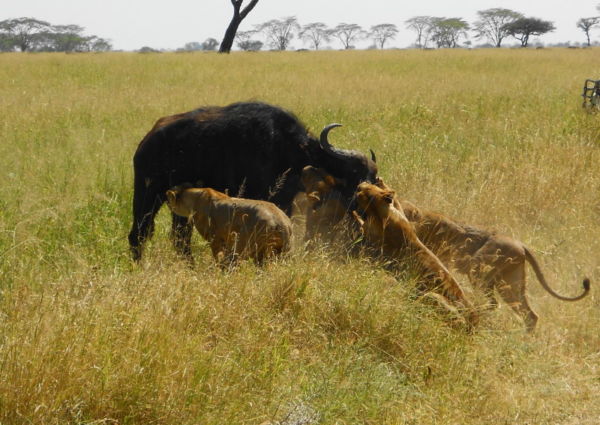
370 149 376 163
319 123 345 159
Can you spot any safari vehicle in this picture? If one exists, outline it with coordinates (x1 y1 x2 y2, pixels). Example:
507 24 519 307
582 79 600 109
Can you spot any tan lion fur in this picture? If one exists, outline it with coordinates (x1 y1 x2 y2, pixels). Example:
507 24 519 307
300 166 350 244
374 178 590 332
354 182 479 329
166 186 292 266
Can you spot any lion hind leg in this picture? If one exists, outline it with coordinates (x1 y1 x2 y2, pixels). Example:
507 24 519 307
468 256 500 311
496 264 538 332
481 277 500 311
469 238 522 311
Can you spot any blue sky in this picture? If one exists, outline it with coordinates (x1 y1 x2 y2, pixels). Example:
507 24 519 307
2 0 599 50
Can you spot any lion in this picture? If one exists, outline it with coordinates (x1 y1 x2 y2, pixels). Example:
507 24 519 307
373 177 590 332
300 165 350 244
354 182 479 329
166 185 292 266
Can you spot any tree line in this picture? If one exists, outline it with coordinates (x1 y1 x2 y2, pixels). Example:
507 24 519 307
0 17 111 52
215 9 600 52
212 2 600 52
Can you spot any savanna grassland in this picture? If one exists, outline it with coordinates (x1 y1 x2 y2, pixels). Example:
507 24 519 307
0 48 599 424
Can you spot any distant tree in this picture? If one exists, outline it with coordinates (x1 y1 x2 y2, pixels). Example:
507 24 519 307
473 8 523 47
219 0 259 53
236 30 263 51
182 41 203 51
259 16 299 50
405 16 434 48
369 23 398 49
0 33 14 51
235 30 261 50
331 23 364 49
0 18 110 52
24 31 54 51
577 17 600 47
0 17 51 52
202 37 219 51
429 18 469 48
45 24 87 52
87 36 111 52
239 39 263 51
299 22 330 50
503 17 555 47
138 46 160 53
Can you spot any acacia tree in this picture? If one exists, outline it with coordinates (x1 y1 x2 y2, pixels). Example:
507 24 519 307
47 24 87 52
369 23 398 49
202 37 219 51
33 25 111 52
429 18 469 48
219 0 259 53
0 33 14 51
181 42 202 51
405 16 433 48
87 36 112 52
577 17 600 46
473 8 523 47
0 18 110 52
235 30 262 51
503 17 555 47
332 23 364 49
259 17 299 50
299 22 330 50
38 32 111 52
0 17 51 51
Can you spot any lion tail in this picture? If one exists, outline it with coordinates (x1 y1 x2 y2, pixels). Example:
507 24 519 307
524 247 590 301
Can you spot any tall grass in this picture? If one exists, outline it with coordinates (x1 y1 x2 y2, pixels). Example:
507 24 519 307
0 49 599 424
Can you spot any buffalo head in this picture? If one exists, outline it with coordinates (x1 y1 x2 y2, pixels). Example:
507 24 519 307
317 123 378 200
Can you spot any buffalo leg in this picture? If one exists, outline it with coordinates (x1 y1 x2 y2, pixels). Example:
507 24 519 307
171 213 194 262
128 175 165 261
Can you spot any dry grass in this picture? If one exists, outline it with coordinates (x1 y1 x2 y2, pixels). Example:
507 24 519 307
0 48 599 424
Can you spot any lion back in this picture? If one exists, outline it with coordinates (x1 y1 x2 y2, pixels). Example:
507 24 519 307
242 200 292 256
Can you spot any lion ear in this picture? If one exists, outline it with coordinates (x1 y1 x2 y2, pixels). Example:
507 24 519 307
166 190 177 204
375 177 391 190
301 166 318 188
382 190 395 204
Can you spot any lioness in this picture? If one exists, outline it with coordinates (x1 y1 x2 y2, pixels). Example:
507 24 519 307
354 182 479 328
166 185 292 266
373 178 590 332
300 165 349 243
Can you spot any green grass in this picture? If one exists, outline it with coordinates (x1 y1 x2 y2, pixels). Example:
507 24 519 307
0 49 599 424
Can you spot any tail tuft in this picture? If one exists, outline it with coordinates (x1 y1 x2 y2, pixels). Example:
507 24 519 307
583 278 591 292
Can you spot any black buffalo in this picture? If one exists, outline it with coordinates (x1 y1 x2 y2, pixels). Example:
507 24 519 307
128 101 378 261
